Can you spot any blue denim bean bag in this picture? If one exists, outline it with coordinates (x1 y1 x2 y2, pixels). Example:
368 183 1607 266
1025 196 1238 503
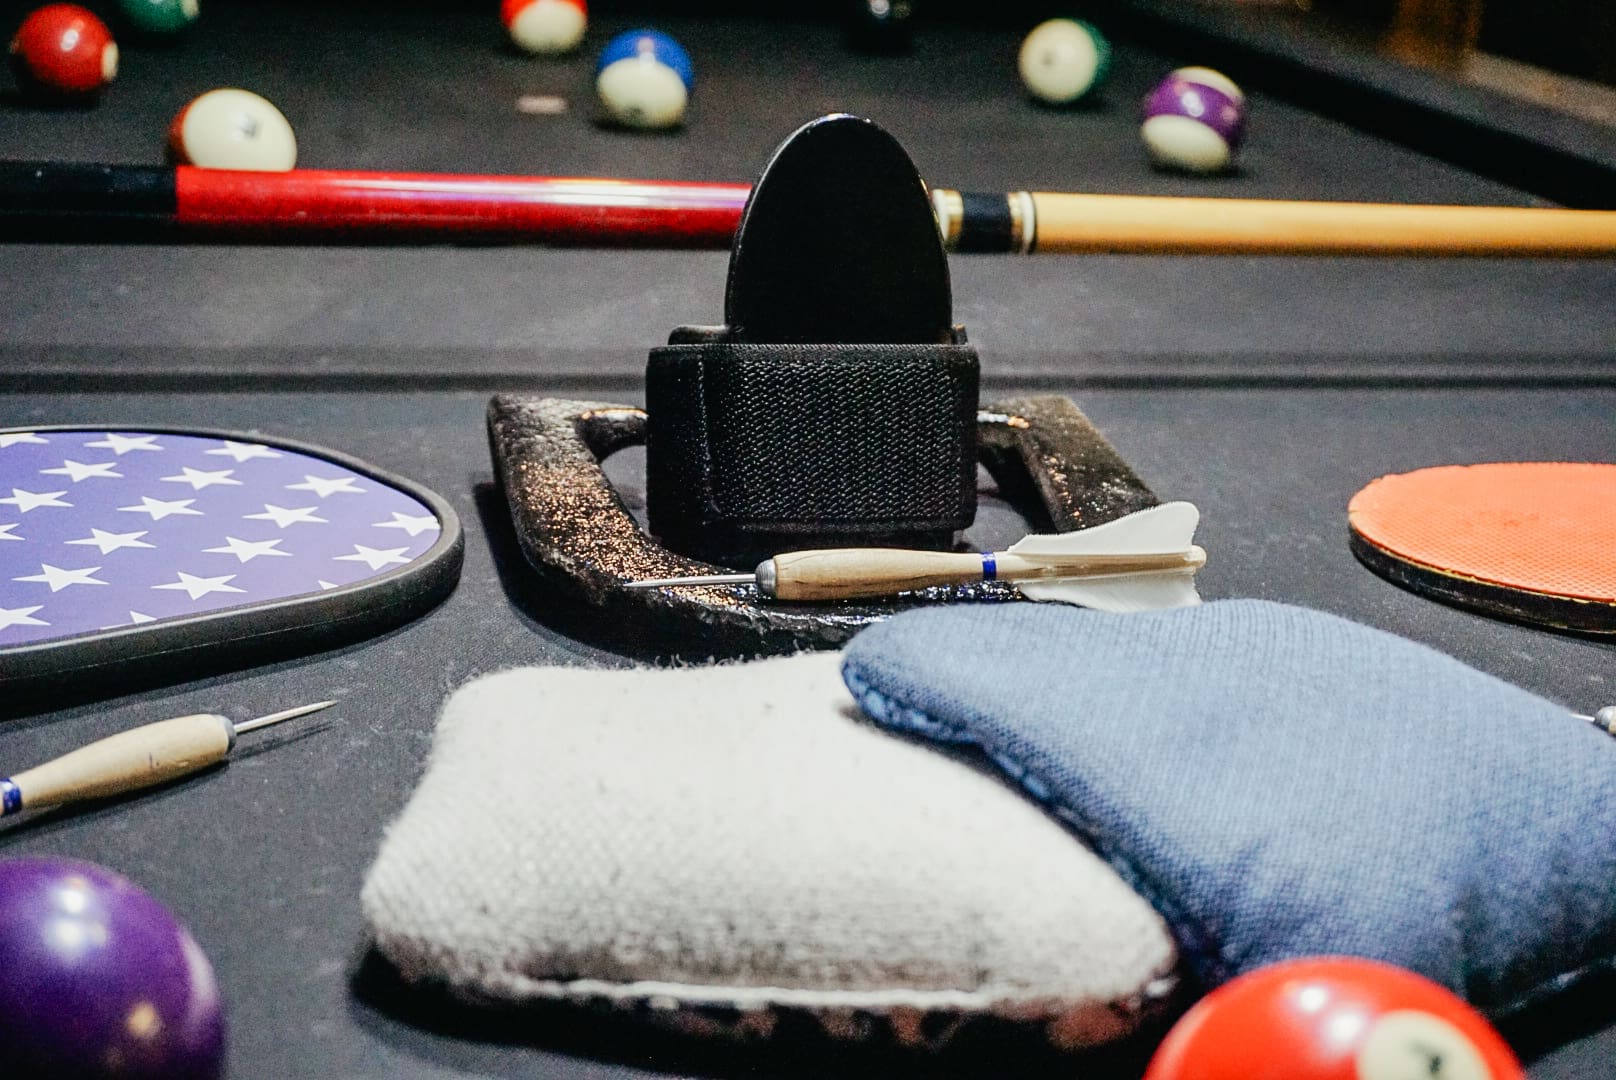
840 599 1616 1014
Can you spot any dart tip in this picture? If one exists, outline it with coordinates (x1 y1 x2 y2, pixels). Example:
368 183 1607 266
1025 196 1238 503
233 700 338 735
623 573 757 589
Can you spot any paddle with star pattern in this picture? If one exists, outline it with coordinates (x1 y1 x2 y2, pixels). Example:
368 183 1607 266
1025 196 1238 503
0 427 462 711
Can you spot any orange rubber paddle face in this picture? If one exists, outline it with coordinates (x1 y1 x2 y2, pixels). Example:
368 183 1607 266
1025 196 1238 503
1348 462 1616 634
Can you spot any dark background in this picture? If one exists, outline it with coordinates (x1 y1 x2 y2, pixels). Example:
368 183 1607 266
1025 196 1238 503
2 3 1615 1078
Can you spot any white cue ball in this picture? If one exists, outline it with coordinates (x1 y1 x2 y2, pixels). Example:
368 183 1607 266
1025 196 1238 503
1018 18 1109 105
169 88 297 172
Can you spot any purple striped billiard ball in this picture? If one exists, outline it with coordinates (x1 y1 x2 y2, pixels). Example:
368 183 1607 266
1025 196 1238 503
1141 66 1247 173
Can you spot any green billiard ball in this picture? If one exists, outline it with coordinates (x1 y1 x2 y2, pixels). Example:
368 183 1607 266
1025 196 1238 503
118 0 200 36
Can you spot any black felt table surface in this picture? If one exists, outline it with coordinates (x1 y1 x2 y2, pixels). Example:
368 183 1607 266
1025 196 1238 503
2 3 1616 1077
0 388 1612 1080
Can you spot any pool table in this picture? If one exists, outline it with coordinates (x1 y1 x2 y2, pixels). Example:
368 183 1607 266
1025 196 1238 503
1 3 1613 1077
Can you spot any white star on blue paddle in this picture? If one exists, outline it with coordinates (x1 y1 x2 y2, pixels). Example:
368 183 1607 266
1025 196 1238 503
151 572 246 601
288 474 363 498
0 489 70 513
0 605 48 630
334 544 410 571
41 460 122 482
85 433 162 455
204 536 293 563
206 441 282 463
374 511 439 538
0 433 48 449
244 504 328 528
162 466 242 491
0 524 21 542
119 496 203 520
66 528 155 554
13 564 109 592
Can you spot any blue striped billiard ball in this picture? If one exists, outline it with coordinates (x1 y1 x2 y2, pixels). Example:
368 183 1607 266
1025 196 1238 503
595 29 692 130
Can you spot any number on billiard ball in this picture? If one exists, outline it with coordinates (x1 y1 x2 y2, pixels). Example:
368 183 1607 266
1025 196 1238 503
595 29 692 131
1143 957 1524 1080
1140 66 1247 174
169 88 298 172
8 4 118 100
501 0 586 56
1019 18 1111 105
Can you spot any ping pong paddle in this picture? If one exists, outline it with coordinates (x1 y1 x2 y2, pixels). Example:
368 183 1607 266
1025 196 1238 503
0 426 462 710
1348 462 1616 634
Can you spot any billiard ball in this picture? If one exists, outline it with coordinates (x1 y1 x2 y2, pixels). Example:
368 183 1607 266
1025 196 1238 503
1140 66 1247 174
118 0 199 37
501 0 585 56
1143 957 1524 1080
0 858 226 1079
168 87 297 171
846 0 914 52
595 29 692 130
8 4 118 100
1018 18 1111 105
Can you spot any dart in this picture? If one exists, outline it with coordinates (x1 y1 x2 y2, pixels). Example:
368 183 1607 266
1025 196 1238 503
0 700 336 818
625 503 1205 611
1575 707 1616 736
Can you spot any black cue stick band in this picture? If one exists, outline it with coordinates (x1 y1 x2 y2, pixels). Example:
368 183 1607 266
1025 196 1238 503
945 192 1035 254
954 192 1015 253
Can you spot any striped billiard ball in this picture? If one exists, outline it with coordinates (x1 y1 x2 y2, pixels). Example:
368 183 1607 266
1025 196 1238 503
8 4 118 99
1019 18 1111 105
118 0 199 37
168 88 297 172
501 0 585 56
1140 67 1247 174
595 29 692 130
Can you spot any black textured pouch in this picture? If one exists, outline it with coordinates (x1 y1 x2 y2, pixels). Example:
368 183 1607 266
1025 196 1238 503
646 115 980 566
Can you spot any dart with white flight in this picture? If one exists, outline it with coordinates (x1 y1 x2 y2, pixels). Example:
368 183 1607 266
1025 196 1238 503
626 502 1205 612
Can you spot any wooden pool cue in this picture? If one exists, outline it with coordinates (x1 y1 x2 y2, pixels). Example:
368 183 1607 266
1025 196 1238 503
6 160 1616 256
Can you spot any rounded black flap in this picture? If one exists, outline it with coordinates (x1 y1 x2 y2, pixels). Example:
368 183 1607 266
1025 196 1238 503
724 114 953 345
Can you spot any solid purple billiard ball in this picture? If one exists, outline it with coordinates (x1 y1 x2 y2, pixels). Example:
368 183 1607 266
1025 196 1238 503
1141 66 1246 173
0 858 226 1079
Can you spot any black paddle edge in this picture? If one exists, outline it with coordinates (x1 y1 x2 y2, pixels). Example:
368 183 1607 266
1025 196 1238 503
0 425 464 717
1348 527 1616 637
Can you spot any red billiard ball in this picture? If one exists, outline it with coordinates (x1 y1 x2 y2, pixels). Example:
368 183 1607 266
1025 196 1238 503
8 4 118 99
501 0 586 55
1144 957 1524 1080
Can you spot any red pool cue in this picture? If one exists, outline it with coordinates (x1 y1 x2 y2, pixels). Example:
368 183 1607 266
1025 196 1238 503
0 160 748 247
7 159 1616 255
179 167 748 245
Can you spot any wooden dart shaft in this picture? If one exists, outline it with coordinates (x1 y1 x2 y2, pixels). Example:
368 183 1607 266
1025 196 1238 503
0 701 334 817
